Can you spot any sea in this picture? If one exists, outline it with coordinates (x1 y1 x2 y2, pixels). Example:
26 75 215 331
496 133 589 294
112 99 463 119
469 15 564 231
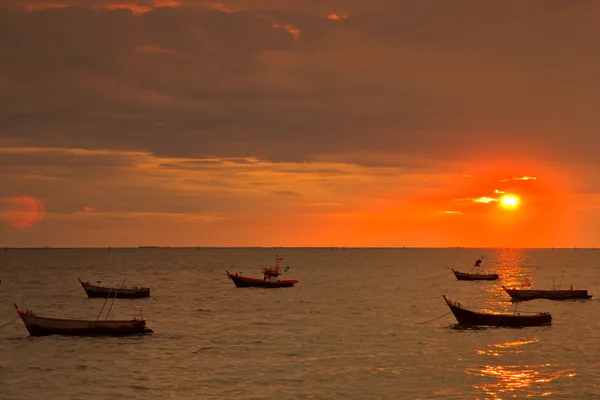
0 247 599 399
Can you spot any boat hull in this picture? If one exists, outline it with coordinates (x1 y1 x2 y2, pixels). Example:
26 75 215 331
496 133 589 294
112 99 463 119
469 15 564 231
14 305 152 336
452 269 499 281
227 272 297 288
443 296 552 327
79 278 150 298
502 286 593 301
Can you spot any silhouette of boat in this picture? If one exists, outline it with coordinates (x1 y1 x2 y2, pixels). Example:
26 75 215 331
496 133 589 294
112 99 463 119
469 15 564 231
78 278 150 298
226 255 298 288
452 257 498 280
502 286 592 301
452 269 499 281
443 295 552 327
13 303 152 336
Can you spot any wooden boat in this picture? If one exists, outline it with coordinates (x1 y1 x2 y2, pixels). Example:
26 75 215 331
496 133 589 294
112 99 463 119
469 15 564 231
13 303 152 336
443 295 552 327
226 255 298 288
452 258 498 280
78 278 150 298
502 286 593 301
452 269 499 281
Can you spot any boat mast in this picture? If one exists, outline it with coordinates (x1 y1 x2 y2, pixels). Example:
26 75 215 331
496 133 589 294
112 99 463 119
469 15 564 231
105 280 126 320
97 288 114 320
558 270 565 290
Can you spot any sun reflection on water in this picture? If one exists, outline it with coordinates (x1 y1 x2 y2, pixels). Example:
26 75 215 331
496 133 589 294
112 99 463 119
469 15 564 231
468 338 576 399
479 248 537 308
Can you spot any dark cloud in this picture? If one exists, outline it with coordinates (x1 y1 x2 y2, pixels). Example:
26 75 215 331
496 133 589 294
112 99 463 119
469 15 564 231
1 1 600 167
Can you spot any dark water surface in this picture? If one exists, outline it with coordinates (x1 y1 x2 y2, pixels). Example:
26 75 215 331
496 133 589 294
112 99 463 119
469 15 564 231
1 248 599 399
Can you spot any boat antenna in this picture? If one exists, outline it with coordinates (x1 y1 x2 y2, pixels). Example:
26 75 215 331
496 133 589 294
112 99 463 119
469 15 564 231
558 270 565 290
105 279 125 320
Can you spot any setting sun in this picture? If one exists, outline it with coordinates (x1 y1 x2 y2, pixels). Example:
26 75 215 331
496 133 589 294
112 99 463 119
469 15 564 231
500 194 520 210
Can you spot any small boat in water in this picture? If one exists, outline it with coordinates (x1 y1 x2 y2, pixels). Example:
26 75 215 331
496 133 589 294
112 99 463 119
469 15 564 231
502 286 593 301
452 269 499 281
78 278 150 298
452 258 499 281
443 295 552 327
226 255 298 288
13 303 153 336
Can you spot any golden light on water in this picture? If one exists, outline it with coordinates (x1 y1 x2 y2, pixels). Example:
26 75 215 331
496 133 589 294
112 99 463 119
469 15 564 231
479 248 533 307
469 339 576 399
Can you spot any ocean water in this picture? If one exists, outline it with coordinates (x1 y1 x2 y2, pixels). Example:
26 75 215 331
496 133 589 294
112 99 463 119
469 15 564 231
0 247 599 399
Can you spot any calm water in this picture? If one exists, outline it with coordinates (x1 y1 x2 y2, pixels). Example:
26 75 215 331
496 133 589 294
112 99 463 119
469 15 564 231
0 248 599 399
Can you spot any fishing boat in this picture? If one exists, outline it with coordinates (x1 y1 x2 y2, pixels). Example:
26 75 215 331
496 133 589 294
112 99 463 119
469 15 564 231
13 303 152 336
226 255 298 288
502 286 593 301
78 278 150 298
452 269 499 281
443 295 552 327
452 258 499 281
503 271 593 301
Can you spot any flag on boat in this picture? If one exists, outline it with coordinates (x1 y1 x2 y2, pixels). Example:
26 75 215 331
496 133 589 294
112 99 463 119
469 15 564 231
276 255 283 262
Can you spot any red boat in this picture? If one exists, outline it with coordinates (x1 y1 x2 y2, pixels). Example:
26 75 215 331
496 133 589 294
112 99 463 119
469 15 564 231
226 255 298 288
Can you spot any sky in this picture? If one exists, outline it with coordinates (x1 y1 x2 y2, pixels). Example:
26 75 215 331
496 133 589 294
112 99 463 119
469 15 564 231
1 0 600 248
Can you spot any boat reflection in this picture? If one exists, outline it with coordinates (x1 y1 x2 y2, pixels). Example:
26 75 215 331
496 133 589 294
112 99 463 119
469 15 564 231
468 339 575 398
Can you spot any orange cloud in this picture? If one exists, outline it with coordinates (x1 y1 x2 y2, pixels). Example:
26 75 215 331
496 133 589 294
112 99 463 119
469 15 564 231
271 22 301 40
284 24 301 40
212 2 242 13
473 197 498 204
327 14 349 20
501 176 538 182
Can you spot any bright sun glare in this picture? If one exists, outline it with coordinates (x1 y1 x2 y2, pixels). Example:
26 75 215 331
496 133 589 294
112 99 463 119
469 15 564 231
500 194 520 209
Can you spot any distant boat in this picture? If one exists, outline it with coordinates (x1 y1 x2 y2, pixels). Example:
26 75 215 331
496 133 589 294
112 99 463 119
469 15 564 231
452 269 499 281
452 257 499 281
78 278 150 298
226 255 298 288
502 286 593 301
443 295 552 327
13 303 152 336
138 246 159 249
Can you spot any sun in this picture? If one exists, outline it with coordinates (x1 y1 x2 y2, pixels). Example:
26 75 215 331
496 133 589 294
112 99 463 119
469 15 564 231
499 194 520 210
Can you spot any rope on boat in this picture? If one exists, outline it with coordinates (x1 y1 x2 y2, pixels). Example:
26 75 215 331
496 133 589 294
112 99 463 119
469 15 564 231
0 316 20 330
416 311 452 325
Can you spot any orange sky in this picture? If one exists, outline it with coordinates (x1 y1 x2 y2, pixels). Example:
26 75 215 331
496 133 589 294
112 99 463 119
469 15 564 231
1 1 600 247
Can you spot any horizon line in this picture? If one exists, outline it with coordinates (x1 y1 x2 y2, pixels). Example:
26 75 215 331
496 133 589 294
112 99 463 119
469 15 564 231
0 245 595 250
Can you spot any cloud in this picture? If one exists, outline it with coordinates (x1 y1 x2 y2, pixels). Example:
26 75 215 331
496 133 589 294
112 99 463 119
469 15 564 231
2 1 600 168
